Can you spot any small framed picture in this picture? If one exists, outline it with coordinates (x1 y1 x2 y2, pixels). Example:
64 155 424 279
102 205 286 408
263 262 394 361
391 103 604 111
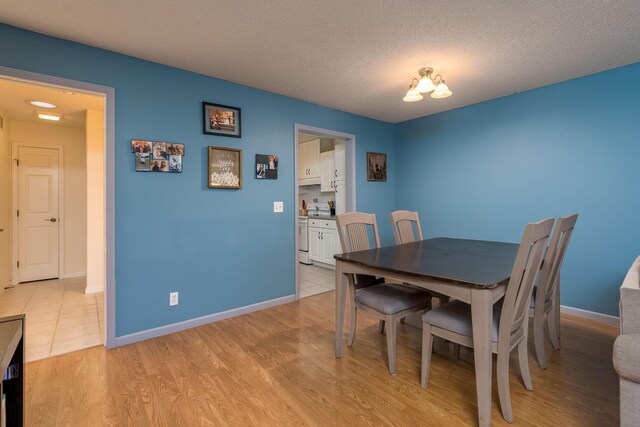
208 146 242 189
256 154 278 179
166 143 185 156
367 152 387 181
131 139 152 154
150 158 169 172
203 102 241 138
135 153 151 172
152 142 167 159
168 155 182 173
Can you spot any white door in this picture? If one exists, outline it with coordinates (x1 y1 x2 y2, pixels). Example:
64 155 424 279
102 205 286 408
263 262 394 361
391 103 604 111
308 228 321 262
17 146 60 282
321 229 337 266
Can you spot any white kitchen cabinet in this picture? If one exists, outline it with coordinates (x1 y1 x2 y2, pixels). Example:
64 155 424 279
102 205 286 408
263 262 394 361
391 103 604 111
320 151 335 192
308 228 321 261
308 219 338 266
334 141 345 182
334 180 346 215
298 139 320 183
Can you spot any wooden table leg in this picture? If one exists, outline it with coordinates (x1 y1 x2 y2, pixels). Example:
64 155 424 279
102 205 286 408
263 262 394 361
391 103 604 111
335 260 347 358
471 288 493 427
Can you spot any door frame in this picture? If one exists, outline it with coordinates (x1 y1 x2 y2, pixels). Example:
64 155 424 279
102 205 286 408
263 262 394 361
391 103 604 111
11 142 65 284
293 124 356 300
0 65 116 349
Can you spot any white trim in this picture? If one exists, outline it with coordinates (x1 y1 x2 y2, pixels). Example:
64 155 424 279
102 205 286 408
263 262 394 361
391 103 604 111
560 305 619 325
114 295 296 347
293 124 357 301
0 66 116 349
11 142 65 284
61 271 86 279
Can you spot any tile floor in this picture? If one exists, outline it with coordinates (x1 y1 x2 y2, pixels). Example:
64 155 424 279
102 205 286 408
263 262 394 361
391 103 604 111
0 277 104 362
299 264 335 297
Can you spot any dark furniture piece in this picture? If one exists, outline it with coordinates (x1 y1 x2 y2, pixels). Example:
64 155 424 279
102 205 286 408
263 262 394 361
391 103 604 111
334 238 519 427
0 314 24 427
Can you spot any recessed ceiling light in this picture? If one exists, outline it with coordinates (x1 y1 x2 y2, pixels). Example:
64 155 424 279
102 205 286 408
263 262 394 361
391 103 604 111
29 100 57 108
37 112 61 121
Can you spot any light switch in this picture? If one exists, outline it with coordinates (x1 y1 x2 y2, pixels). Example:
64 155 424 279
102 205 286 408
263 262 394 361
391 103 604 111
274 201 284 213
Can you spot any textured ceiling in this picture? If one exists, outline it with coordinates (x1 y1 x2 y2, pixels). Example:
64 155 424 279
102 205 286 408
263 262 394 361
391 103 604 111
1 1 639 123
0 78 104 128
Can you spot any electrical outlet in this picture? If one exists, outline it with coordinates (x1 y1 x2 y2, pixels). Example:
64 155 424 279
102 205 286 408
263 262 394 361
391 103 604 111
169 292 179 306
273 201 284 213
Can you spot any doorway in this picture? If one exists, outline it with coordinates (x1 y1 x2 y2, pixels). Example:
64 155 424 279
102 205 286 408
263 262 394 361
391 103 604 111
0 66 116 356
294 124 356 300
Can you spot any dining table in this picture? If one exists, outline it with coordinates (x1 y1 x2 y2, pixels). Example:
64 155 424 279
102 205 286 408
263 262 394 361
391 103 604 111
334 237 520 427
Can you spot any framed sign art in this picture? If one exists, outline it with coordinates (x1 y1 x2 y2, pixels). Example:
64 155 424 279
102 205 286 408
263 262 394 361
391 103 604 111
203 102 241 138
208 146 242 189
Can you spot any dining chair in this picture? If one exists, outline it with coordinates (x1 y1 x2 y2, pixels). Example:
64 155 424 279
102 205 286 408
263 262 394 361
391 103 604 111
336 212 432 375
531 213 578 368
390 210 450 307
421 218 554 423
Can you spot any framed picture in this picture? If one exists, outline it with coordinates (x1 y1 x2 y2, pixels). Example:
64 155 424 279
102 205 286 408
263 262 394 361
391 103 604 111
150 158 169 172
367 152 387 181
152 142 167 159
135 153 151 171
131 139 152 154
166 143 185 156
168 155 182 173
203 102 241 138
256 154 278 179
208 146 242 189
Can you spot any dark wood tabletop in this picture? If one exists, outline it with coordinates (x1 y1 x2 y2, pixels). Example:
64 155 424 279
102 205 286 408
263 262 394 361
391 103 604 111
334 237 520 288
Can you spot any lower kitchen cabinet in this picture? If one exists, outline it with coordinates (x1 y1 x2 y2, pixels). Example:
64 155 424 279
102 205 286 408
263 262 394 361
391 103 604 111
308 219 340 266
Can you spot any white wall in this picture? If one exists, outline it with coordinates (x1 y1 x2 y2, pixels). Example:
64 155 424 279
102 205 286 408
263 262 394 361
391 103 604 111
85 110 104 293
10 120 87 277
0 111 10 285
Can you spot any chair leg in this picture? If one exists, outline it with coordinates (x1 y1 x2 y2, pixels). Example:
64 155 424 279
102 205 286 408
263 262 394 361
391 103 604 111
347 307 357 347
438 296 449 306
547 308 560 350
518 338 533 391
385 315 397 376
421 323 433 388
533 308 547 368
450 343 461 359
378 319 385 334
497 347 513 423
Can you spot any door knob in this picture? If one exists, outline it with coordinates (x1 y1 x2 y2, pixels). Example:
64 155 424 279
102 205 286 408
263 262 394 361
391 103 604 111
45 218 57 222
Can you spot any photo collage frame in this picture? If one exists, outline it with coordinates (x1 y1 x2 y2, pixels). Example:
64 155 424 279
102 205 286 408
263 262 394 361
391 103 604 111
132 139 184 173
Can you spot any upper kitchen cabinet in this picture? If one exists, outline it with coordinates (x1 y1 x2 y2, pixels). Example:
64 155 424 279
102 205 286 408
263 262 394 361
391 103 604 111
298 138 320 184
334 141 345 182
320 151 335 192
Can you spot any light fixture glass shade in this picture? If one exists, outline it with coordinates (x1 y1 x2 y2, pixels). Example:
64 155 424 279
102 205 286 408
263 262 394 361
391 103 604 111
37 112 61 121
431 82 452 99
30 100 57 108
416 76 436 93
403 86 423 102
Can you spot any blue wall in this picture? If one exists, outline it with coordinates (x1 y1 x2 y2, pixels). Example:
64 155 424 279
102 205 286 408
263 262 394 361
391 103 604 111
395 62 640 316
0 24 397 336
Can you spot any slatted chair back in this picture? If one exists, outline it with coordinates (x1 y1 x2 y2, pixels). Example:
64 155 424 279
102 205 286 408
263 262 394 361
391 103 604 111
500 218 554 343
390 210 423 244
538 214 578 305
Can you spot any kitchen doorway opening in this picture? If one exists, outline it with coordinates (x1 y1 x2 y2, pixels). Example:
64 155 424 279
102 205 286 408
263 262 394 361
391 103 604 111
294 124 356 299
0 65 116 353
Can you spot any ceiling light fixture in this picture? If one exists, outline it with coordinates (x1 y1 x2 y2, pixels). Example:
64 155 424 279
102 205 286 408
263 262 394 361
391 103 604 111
37 112 61 121
29 100 57 108
403 67 452 102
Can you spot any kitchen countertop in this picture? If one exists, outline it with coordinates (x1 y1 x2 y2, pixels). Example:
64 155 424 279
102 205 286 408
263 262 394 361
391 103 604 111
304 214 337 220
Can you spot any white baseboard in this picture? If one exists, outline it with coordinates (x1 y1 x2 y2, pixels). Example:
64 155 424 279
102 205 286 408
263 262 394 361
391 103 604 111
61 271 86 279
560 305 619 325
114 294 296 347
85 285 103 294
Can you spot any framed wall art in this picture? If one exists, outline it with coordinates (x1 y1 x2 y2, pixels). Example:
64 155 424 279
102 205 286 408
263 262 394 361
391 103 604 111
208 146 242 189
131 139 184 173
256 154 278 179
203 102 241 138
367 152 387 181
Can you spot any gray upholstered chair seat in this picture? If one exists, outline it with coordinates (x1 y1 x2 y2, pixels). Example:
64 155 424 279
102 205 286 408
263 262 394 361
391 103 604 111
422 300 502 342
355 284 431 315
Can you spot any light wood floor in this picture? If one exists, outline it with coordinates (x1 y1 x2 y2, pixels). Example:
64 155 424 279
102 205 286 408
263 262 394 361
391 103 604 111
25 291 619 426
